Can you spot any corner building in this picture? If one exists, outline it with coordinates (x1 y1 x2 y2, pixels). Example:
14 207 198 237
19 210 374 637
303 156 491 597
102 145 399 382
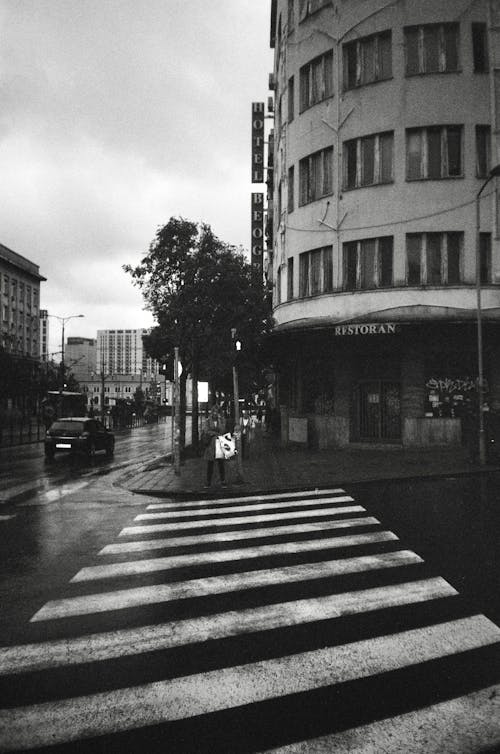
268 0 500 448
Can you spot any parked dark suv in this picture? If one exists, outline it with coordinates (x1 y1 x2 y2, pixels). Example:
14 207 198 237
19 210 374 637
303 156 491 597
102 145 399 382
45 417 115 459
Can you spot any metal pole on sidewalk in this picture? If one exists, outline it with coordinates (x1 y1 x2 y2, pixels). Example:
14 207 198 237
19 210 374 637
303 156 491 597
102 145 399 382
475 164 500 465
231 328 244 483
232 363 244 483
174 347 181 475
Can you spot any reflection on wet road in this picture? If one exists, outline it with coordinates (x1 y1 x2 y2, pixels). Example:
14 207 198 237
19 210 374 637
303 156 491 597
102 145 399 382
0 422 176 506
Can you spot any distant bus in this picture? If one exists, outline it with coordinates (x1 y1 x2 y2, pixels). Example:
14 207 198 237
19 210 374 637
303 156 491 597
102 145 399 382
41 391 87 427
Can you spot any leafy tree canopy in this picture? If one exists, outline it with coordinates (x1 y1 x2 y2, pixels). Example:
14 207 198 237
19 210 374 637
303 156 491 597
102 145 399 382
124 217 273 397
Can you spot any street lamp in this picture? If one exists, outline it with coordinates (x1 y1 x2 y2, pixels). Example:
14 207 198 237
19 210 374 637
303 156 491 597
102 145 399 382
475 163 500 465
231 328 244 483
48 314 85 389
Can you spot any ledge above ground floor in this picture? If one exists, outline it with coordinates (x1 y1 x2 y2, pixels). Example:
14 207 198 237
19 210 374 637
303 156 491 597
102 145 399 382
273 288 500 333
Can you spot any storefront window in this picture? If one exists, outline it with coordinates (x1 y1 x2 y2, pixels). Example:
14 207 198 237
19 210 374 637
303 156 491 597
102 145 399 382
425 376 482 418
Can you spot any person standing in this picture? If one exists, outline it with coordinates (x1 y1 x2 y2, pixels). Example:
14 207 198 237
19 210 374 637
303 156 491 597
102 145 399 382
202 404 227 488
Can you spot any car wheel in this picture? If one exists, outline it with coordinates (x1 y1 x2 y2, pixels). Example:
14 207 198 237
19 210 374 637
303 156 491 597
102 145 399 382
87 441 96 458
105 441 115 458
44 447 55 460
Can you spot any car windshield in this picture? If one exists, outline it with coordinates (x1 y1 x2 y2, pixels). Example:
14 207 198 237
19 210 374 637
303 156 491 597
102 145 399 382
51 421 85 433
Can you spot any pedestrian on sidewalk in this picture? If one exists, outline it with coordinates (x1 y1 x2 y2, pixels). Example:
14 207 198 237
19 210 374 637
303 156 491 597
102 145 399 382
202 404 227 488
240 409 250 459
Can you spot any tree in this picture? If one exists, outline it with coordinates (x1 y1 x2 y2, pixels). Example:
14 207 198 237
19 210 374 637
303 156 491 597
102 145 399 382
124 217 273 449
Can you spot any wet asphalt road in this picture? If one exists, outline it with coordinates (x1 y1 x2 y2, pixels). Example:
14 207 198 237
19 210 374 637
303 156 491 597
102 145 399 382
0 420 175 506
0 434 499 637
0 444 499 752
0 422 175 638
353 472 500 627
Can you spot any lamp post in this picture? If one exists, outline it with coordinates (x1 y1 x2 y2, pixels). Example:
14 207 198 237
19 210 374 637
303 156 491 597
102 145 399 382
48 314 85 389
475 164 500 465
231 328 244 483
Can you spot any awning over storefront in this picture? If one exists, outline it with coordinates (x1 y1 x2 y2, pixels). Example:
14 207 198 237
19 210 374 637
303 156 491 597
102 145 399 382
272 304 500 334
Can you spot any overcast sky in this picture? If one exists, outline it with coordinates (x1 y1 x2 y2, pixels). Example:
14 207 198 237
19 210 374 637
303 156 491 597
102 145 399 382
0 0 272 354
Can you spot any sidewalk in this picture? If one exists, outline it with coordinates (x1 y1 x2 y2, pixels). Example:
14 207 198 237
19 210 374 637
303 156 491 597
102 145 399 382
123 426 498 498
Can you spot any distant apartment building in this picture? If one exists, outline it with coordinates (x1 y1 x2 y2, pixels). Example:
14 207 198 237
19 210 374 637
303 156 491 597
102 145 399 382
81 372 156 412
65 337 96 383
0 243 46 358
96 328 158 377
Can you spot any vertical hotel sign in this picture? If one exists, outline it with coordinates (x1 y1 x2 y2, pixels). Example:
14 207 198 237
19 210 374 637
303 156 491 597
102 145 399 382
251 102 265 183
251 102 265 270
251 193 264 267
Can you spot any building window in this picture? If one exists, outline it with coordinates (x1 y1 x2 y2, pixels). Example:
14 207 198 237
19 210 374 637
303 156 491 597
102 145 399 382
299 50 333 112
299 246 333 297
405 23 459 75
276 265 282 305
476 125 491 178
406 126 463 180
343 237 393 291
288 76 294 122
299 0 329 22
287 257 294 300
299 147 333 205
288 165 295 213
480 233 492 284
472 23 488 72
287 0 294 32
406 232 463 285
343 131 393 189
343 30 392 90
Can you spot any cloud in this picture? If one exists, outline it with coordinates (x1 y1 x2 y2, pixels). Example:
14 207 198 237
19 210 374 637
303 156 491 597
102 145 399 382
0 0 273 353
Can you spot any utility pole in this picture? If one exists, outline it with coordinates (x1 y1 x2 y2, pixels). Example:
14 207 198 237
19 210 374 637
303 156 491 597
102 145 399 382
231 328 244 483
475 163 500 464
173 347 181 475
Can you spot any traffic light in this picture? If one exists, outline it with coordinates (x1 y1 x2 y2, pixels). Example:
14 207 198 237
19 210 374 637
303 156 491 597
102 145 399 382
159 357 174 381
231 329 242 366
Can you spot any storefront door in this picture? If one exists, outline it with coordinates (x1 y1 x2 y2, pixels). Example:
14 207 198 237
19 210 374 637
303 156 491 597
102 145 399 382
356 381 401 441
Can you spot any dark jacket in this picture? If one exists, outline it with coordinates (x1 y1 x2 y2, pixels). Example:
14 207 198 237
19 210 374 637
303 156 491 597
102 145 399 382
202 413 227 461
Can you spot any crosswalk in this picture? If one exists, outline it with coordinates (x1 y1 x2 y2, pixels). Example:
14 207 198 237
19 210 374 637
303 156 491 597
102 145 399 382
0 487 499 752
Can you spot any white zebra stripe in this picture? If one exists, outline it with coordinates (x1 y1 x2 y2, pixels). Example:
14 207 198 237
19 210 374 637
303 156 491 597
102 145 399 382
3 616 499 751
146 489 347 508
263 684 500 753
1 577 456 676
139 495 354 519
31 550 423 622
119 505 365 535
72 531 399 583
99 517 381 555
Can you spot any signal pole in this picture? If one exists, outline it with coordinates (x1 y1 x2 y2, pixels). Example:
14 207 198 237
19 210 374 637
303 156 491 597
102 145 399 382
231 329 244 483
173 347 181 475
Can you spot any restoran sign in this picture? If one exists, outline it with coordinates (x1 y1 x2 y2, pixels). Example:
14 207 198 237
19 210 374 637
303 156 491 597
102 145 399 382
334 322 398 336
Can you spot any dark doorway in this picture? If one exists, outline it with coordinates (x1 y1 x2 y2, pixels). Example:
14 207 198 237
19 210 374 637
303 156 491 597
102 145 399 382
355 381 401 441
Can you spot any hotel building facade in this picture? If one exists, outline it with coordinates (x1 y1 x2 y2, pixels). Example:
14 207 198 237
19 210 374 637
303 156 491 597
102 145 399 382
267 0 500 448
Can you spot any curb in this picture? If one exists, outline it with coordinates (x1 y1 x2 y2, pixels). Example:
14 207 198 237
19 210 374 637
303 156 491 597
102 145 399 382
127 463 500 500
